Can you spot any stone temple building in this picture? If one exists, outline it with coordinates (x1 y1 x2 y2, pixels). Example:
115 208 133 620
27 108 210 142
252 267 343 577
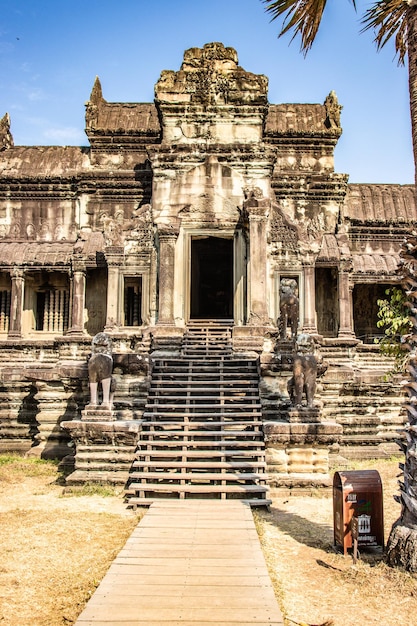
0 43 415 499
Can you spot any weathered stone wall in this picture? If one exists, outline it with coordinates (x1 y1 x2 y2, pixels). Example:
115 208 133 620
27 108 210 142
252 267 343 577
0 337 151 459
0 42 413 471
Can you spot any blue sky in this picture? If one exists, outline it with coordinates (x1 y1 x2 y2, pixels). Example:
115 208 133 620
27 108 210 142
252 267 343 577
0 0 413 184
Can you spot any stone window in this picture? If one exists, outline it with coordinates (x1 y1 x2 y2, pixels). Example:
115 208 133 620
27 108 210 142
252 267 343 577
124 277 142 326
0 289 11 332
35 288 69 333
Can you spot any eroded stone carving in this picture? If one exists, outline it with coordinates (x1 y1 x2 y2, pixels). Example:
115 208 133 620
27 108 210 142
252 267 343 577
88 332 115 408
279 278 299 340
269 206 299 251
85 76 104 131
324 90 342 130
0 112 13 150
155 42 268 107
287 333 327 409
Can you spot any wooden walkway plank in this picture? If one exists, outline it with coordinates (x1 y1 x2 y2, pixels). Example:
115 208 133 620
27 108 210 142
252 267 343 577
75 500 284 626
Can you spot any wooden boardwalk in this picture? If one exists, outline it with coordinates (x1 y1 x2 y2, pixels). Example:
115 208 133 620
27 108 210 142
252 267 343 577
75 499 284 625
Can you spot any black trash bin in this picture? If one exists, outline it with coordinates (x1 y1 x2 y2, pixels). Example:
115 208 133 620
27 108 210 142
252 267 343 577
333 470 384 555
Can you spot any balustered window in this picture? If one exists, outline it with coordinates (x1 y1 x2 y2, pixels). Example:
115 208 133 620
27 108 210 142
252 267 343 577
35 288 69 333
0 290 11 332
124 277 142 326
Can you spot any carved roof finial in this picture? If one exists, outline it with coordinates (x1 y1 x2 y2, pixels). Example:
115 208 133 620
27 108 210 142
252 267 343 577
85 76 106 131
0 112 14 150
89 76 104 104
324 90 342 130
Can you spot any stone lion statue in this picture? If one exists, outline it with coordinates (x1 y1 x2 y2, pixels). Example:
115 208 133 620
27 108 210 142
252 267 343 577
279 278 299 340
287 333 327 409
88 332 116 408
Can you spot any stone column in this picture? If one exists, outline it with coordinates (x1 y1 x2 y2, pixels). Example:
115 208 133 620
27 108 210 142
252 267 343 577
104 247 124 331
302 261 318 334
105 262 120 330
8 267 24 339
157 228 178 325
246 200 270 324
338 261 355 338
67 264 86 335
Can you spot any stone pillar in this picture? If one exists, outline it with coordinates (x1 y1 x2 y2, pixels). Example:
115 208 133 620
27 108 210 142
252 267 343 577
338 262 355 338
8 267 24 338
104 247 124 331
302 261 318 334
246 200 270 324
157 227 178 325
68 264 86 335
106 264 120 329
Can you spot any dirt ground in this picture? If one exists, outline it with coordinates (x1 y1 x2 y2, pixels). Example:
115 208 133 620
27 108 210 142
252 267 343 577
0 455 416 626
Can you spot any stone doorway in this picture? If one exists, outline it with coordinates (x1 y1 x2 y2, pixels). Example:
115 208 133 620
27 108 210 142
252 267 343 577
190 236 233 319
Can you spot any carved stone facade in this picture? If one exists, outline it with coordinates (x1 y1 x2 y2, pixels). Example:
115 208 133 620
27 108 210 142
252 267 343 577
0 43 414 471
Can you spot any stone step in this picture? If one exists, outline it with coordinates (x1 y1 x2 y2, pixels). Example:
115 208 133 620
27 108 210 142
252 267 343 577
182 341 232 347
127 324 268 506
134 449 266 459
143 410 262 419
126 496 272 507
142 420 262 428
148 393 259 401
74 460 132 471
147 387 259 394
145 403 262 413
183 336 232 341
147 393 260 400
155 354 254 360
132 460 266 470
137 439 265 448
150 379 259 386
151 368 258 376
186 319 233 324
182 348 233 355
126 482 268 494
128 471 266 482
141 430 263 439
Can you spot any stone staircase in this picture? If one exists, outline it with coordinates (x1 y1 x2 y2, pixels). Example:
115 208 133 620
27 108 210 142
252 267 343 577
126 324 270 507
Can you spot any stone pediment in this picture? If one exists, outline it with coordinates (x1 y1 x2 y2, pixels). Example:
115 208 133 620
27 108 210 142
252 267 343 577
154 43 268 145
155 42 268 107
153 157 245 225
178 192 240 226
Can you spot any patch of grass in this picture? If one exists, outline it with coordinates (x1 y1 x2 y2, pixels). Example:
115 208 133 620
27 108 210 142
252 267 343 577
341 559 417 592
0 454 20 466
62 483 121 497
0 453 59 480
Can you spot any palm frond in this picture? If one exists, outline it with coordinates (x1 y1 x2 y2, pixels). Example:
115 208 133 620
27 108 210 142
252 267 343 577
361 0 409 65
263 0 356 54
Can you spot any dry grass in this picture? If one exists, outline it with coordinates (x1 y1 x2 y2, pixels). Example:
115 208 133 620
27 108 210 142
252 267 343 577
0 454 416 626
0 455 142 625
255 457 417 626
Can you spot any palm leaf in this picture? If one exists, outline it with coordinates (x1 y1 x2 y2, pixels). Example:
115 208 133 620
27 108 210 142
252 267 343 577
263 0 356 54
361 0 408 65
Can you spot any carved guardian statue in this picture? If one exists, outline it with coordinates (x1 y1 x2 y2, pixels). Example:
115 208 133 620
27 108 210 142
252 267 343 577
88 332 115 408
279 278 299 340
287 333 327 409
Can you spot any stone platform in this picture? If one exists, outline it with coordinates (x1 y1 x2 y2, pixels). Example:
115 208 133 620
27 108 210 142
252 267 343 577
74 499 284 625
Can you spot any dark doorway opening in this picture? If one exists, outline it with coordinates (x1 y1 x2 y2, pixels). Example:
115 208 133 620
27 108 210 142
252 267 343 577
353 282 392 343
190 236 233 319
315 267 339 337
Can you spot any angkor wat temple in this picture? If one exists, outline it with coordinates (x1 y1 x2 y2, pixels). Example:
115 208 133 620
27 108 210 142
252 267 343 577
0 43 414 499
